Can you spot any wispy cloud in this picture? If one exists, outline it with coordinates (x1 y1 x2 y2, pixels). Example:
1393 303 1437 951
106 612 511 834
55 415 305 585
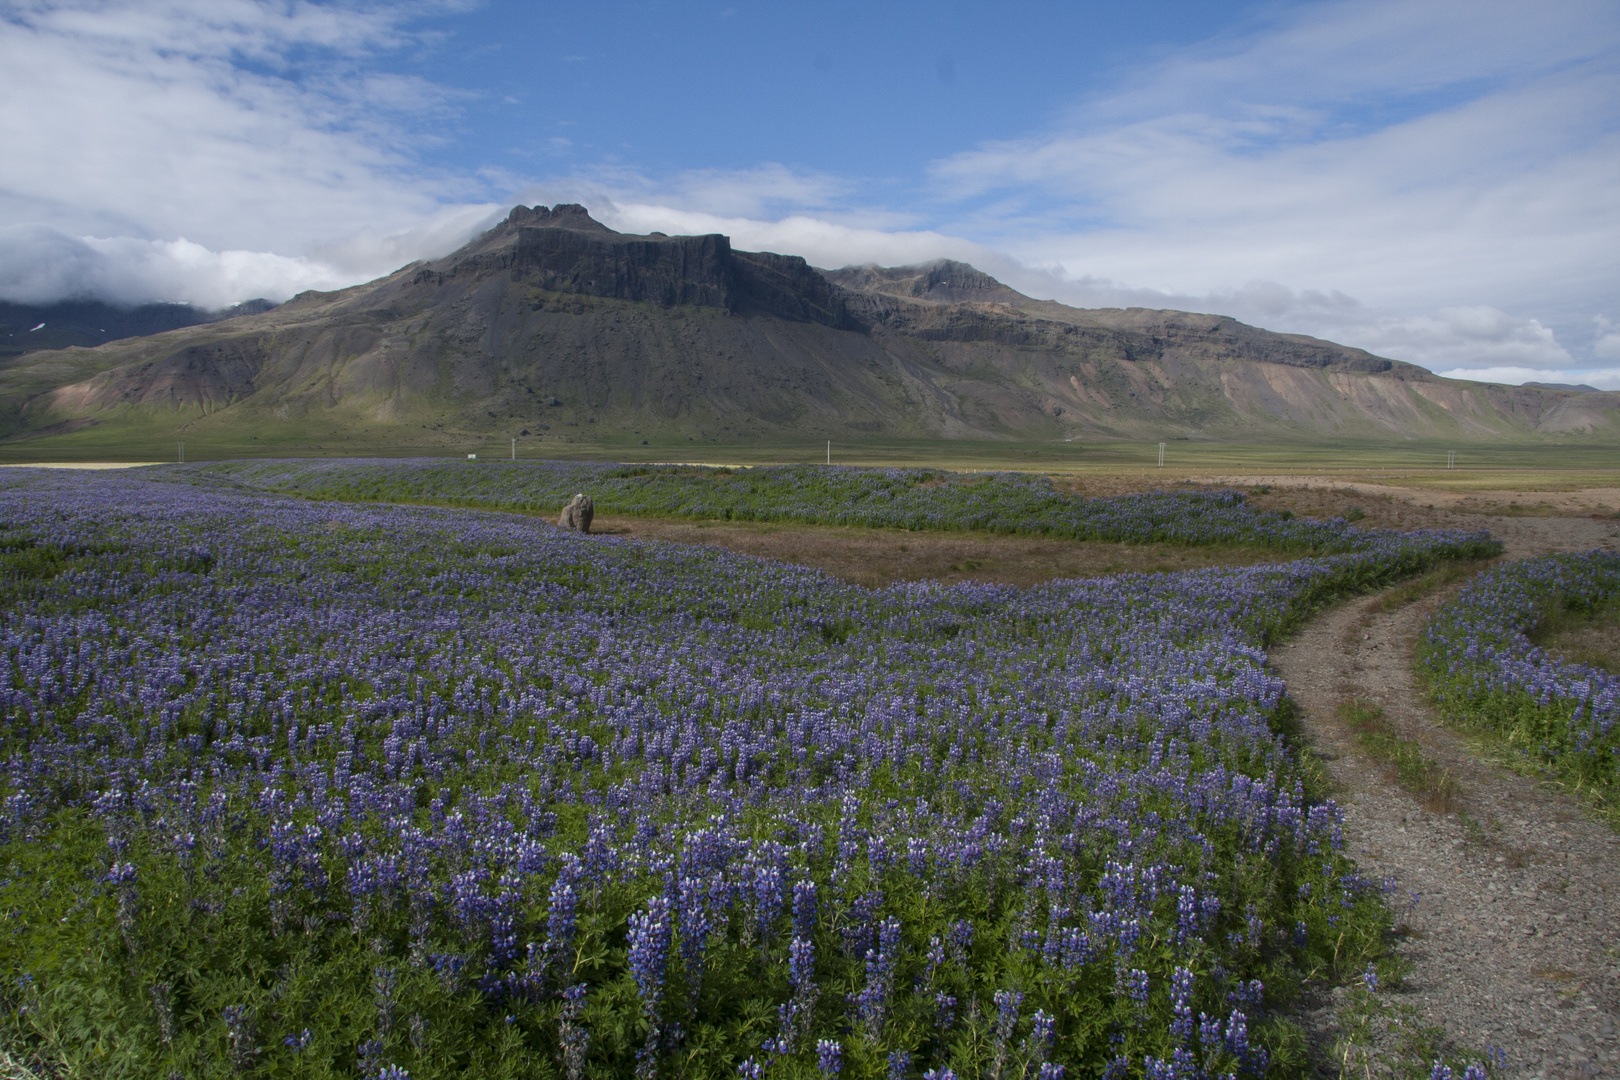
0 0 493 307
921 0 1620 374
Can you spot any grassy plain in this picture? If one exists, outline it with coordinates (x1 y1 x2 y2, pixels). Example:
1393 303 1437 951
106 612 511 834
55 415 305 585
4 423 1619 489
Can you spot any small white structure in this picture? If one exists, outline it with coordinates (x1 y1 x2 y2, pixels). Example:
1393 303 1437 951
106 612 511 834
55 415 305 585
467 453 477 460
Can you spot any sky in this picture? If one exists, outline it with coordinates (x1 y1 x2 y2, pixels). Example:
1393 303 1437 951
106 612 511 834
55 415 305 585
1 0 1617 388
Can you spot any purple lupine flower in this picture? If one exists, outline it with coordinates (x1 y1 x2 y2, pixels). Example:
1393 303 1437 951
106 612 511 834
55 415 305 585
1225 1009 1250 1056
990 988 1023 1079
544 875 579 977
627 894 673 1011
792 879 818 941
815 1039 843 1077
677 874 717 994
1025 1008 1056 1061
852 916 901 1032
559 983 589 1080
774 935 819 1055
1169 966 1194 1043
223 1005 259 1073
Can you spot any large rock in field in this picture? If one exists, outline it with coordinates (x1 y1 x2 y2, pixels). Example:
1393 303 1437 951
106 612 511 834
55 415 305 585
558 493 594 533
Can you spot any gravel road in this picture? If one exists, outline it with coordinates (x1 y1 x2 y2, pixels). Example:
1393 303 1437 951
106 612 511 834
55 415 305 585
1271 514 1620 1080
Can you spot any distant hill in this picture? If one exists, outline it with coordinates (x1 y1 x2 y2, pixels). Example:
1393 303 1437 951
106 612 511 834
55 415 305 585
0 298 277 361
2 205 1615 448
1525 381 1600 393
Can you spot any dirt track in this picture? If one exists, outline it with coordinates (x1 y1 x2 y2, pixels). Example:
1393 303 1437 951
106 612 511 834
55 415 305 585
1271 513 1620 1079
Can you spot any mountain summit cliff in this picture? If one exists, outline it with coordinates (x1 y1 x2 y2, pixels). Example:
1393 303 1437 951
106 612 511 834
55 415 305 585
2 204 1615 447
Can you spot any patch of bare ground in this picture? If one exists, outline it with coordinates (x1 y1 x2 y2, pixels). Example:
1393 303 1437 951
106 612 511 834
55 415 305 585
1271 511 1620 1080
1182 475 1620 527
1535 607 1620 677
1054 475 1543 533
587 515 1290 587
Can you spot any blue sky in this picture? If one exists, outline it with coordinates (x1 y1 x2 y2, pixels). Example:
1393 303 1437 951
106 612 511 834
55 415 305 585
2 0 1618 387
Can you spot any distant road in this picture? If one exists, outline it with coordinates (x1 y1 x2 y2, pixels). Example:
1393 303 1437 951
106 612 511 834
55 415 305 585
0 462 159 469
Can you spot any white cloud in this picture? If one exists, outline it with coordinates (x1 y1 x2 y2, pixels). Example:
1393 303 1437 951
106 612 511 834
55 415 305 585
923 0 1620 366
513 164 922 236
1595 333 1620 360
605 204 992 273
0 0 494 305
309 203 506 278
932 69 1620 318
0 203 504 310
0 225 343 308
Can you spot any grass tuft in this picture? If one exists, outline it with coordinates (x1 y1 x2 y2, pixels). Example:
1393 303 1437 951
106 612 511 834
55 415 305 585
1367 560 1494 614
1336 699 1462 813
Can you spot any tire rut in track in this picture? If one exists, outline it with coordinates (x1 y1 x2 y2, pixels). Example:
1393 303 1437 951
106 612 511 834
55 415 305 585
1270 515 1620 1080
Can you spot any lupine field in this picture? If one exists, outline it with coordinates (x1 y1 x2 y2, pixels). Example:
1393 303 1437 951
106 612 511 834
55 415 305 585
1419 551 1620 816
0 464 1500 1079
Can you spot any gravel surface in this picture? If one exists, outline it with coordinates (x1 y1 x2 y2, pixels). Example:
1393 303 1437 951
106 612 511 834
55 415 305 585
1271 515 1620 1080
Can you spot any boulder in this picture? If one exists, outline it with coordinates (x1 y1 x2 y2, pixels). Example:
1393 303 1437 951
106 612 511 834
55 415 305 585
558 493 594 533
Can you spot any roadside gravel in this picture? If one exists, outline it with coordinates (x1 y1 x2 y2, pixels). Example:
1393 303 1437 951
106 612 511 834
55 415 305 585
1271 515 1620 1080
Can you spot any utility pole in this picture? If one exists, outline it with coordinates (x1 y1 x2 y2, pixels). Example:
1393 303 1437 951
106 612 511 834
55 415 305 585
1158 442 1165 468
511 437 516 461
827 440 831 466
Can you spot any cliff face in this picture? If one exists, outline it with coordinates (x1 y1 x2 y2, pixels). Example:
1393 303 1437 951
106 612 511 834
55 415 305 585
405 204 854 328
3 204 1616 447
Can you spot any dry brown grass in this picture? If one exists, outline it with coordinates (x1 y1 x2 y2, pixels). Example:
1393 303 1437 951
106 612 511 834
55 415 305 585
1053 476 1469 531
1536 605 1620 675
588 515 1291 588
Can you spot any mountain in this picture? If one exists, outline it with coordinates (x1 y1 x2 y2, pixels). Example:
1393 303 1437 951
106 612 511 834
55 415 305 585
2 205 1616 448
